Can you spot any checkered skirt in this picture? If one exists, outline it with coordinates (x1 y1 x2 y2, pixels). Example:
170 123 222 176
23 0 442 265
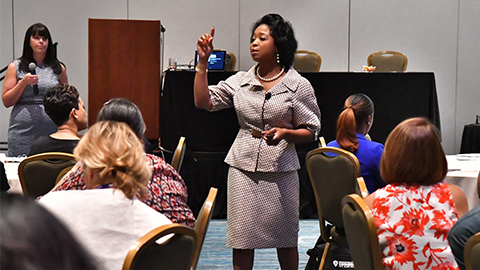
226 166 299 249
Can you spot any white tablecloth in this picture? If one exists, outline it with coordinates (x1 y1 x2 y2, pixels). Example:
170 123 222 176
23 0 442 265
3 154 479 203
444 154 480 210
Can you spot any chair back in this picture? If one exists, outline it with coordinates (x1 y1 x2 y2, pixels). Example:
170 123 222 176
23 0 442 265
305 147 368 242
342 194 383 270
367 50 408 72
465 232 480 270
294 50 322 72
191 187 218 270
18 152 76 197
171 136 186 172
225 51 236 71
123 223 197 270
55 165 74 184
319 136 326 147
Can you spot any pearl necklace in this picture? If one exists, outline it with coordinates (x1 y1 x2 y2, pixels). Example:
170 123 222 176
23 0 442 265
256 66 285 82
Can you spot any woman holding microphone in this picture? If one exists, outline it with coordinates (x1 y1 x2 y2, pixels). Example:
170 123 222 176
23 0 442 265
2 23 67 157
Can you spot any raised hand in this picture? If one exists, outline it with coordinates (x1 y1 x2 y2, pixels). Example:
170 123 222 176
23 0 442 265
197 27 215 62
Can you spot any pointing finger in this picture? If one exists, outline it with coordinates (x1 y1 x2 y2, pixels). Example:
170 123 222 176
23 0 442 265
210 27 215 38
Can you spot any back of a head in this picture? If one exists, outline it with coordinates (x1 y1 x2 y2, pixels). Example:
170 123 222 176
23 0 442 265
74 121 150 198
43 84 80 126
381 117 447 185
336 93 374 152
97 98 145 139
0 193 97 270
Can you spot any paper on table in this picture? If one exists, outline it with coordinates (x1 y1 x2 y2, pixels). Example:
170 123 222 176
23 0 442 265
446 155 480 174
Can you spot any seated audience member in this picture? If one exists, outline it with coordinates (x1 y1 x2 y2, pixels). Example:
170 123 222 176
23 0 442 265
448 171 480 270
1 161 10 192
39 121 172 270
28 84 87 156
1 193 97 270
51 98 195 227
327 93 386 193
364 117 468 270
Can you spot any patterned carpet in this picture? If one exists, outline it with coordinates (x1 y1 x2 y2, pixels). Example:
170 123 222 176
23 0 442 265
196 219 320 270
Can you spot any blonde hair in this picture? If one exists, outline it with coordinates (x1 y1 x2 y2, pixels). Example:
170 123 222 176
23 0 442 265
74 121 151 198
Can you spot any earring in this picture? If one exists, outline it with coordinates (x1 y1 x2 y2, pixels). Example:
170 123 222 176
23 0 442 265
276 53 280 64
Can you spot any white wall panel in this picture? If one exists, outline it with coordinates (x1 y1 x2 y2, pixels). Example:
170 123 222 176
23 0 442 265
350 0 459 154
0 0 478 154
0 0 13 142
130 0 240 71
239 0 349 71
456 0 480 152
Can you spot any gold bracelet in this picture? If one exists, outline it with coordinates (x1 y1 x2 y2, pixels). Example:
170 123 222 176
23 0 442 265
195 66 208 73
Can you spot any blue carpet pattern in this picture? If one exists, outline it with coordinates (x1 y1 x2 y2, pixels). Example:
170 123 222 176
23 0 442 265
196 219 320 270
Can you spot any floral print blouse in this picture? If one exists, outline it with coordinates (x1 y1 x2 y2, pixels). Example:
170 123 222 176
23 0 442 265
372 182 459 270
51 153 196 228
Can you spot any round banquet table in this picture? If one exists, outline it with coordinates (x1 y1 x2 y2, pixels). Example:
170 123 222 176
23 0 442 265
444 154 480 210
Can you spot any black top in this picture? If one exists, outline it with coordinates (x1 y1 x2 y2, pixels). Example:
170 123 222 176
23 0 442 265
0 162 10 192
28 136 79 156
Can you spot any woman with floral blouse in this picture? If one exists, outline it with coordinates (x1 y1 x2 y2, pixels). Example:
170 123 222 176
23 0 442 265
365 117 468 270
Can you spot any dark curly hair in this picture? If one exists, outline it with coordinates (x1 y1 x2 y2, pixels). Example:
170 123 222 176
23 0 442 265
251 14 298 68
43 84 80 126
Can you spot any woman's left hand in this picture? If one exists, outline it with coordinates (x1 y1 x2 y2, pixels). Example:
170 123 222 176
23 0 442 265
263 127 315 145
263 128 284 146
197 27 215 62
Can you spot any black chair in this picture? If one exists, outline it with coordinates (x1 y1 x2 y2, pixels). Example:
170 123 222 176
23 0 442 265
123 223 197 270
18 152 76 197
465 232 480 270
171 136 186 172
305 146 368 269
342 194 383 270
367 50 408 72
294 50 322 72
191 187 218 270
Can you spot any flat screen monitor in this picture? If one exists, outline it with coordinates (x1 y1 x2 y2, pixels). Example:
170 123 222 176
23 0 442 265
195 50 226 71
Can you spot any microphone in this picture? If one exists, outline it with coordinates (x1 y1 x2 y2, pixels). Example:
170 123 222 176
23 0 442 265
28 62 38 95
265 93 271 100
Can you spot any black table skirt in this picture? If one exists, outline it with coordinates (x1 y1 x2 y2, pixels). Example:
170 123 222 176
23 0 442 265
159 70 440 218
162 150 317 219
460 124 480 153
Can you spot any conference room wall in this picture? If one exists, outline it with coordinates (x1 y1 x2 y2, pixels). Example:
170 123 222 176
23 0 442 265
351 0 479 154
0 0 479 155
238 1 349 72
350 0 460 154
129 0 241 73
456 0 480 152
0 0 13 153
